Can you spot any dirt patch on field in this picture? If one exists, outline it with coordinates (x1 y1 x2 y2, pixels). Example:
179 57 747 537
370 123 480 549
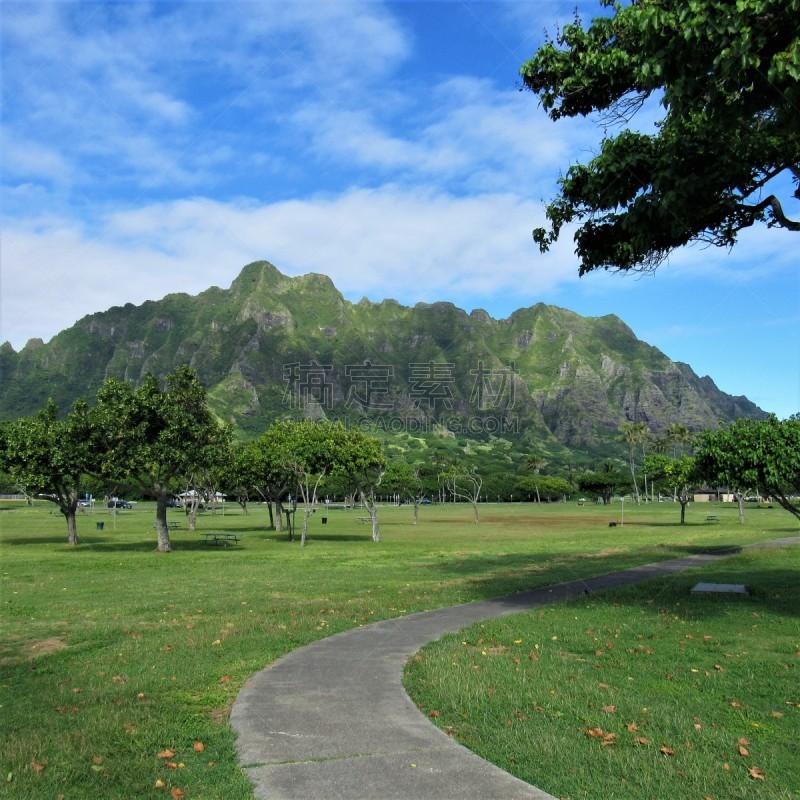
583 547 628 559
26 637 68 658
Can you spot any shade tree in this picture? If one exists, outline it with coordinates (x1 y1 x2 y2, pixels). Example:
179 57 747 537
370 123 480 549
329 425 386 541
383 461 425 524
0 398 97 545
576 461 627 505
695 415 800 522
521 0 799 274
95 366 229 552
644 453 699 524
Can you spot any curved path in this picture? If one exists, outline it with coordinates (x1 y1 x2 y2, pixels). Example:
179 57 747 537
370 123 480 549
231 537 798 800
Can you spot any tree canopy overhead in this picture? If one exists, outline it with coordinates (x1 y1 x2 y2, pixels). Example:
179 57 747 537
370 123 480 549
521 0 800 274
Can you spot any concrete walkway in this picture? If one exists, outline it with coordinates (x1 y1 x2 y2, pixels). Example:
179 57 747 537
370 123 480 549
231 537 798 800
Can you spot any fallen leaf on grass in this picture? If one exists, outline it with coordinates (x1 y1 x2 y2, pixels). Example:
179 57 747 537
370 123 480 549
738 745 749 756
660 747 676 756
155 778 166 788
602 705 616 713
428 710 440 718
219 675 231 683
771 711 784 718
748 766 766 780
157 749 176 759
626 722 639 732
634 737 650 745
584 727 616 745
193 741 205 752
92 756 103 765
30 761 45 773
170 789 185 799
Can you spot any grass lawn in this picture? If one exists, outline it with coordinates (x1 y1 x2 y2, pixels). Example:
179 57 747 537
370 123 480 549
405 545 800 800
0 498 797 799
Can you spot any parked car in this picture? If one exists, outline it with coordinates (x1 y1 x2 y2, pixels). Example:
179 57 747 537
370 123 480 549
166 500 182 508
107 500 132 509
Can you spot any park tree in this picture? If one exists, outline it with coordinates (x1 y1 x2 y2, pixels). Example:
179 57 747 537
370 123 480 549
695 415 800 522
523 454 549 502
330 425 386 541
250 425 300 533
0 398 97 545
577 461 626 505
223 440 261 516
273 420 324 546
264 420 384 546
618 421 649 502
442 466 483 523
665 423 694 457
645 453 699 524
95 367 229 552
383 461 425 524
521 0 800 274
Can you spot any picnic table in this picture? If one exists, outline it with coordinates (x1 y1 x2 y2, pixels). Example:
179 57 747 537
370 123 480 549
356 516 371 524
153 521 181 530
705 514 720 524
201 532 240 546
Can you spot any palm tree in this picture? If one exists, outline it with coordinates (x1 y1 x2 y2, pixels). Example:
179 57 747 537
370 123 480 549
665 423 693 457
618 421 648 503
524 454 548 503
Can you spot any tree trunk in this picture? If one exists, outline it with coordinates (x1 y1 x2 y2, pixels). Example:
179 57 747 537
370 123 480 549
185 493 201 531
64 507 79 546
369 503 380 542
470 501 480 523
155 493 173 552
679 498 688 525
300 505 313 547
737 494 746 524
354 483 380 542
413 501 419 525
273 500 283 532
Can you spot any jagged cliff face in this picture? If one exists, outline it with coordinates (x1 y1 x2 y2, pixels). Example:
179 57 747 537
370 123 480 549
0 261 766 459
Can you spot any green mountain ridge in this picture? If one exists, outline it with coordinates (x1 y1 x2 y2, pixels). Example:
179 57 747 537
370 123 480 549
0 260 766 468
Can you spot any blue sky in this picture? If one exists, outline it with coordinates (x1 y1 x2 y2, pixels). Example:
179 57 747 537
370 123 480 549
2 0 798 419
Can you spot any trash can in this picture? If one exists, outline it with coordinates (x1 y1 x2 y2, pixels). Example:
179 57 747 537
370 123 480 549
321 517 328 525
96 522 105 531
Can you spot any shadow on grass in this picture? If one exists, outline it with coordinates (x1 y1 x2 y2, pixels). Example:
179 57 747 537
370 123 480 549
419 536 799 610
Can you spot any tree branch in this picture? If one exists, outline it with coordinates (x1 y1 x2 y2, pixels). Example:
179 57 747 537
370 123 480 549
745 195 800 232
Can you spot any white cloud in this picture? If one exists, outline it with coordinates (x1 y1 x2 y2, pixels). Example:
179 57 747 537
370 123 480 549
0 188 581 348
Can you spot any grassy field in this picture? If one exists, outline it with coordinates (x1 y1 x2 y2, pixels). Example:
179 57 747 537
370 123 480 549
405 545 800 800
0 498 797 799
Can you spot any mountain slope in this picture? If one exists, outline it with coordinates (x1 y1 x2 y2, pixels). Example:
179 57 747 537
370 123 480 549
0 261 766 463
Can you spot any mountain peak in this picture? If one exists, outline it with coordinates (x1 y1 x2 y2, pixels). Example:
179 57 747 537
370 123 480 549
0 260 767 458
